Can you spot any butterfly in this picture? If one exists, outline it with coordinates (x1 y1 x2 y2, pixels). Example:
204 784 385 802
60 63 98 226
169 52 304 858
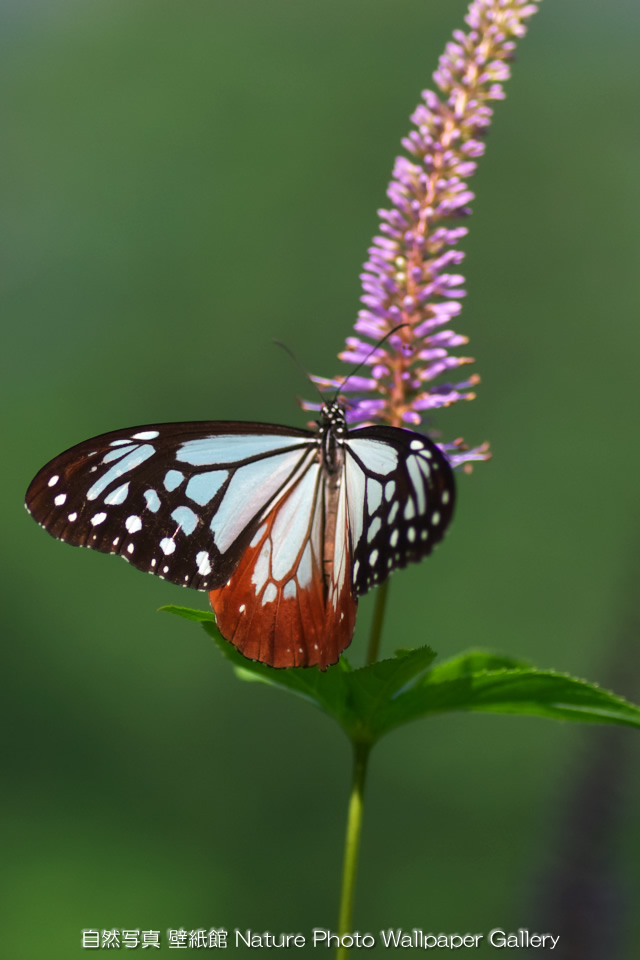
25 400 455 669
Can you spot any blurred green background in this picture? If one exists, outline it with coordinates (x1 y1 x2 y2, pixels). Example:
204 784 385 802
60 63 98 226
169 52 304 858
3 0 639 956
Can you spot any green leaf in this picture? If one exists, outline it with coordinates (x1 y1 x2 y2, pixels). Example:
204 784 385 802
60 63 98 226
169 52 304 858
162 609 640 743
346 646 437 740
203 618 354 728
420 649 535 676
162 607 436 739
370 650 640 740
160 604 217 624
161 605 354 729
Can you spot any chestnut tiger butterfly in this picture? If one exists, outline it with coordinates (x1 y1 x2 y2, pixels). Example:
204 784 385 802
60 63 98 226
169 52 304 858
25 400 455 669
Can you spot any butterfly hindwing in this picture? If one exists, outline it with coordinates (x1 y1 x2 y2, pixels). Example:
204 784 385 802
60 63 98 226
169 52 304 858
25 421 316 592
208 453 357 668
344 425 455 595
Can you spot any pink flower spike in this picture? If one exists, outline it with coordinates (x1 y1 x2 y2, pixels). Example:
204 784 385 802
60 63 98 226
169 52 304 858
306 0 542 470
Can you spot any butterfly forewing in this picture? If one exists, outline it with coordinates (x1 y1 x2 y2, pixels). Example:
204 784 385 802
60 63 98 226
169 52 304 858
25 421 316 591
25 406 455 669
344 425 455 594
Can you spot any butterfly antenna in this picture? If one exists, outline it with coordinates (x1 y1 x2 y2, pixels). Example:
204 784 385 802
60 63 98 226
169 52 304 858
332 323 410 400
273 339 326 406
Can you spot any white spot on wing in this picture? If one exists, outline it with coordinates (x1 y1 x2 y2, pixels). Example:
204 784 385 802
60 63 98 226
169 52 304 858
410 439 424 450
132 430 160 440
196 551 212 576
90 512 107 526
160 538 176 555
390 529 399 548
125 515 142 533
54 493 67 506
48 475 59 487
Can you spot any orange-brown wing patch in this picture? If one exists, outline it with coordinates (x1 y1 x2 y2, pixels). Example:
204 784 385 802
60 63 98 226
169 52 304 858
209 462 357 669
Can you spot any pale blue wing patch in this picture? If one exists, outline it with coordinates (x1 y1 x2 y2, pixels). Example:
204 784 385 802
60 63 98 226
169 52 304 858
144 489 161 513
185 471 227 507
345 438 398 476
345 456 366 552
87 444 155 500
104 482 130 506
269 464 319 582
171 506 199 536
176 433 306 466
163 470 185 492
210 449 314 553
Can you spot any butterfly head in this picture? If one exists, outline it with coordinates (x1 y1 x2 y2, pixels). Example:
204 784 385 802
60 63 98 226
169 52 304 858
318 400 347 436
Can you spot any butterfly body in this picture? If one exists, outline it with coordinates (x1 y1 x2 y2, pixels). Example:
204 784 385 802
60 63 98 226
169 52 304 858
25 402 455 668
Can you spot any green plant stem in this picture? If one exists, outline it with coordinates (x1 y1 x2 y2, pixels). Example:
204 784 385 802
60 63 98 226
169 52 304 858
335 584 389 958
337 740 371 960
366 578 390 665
